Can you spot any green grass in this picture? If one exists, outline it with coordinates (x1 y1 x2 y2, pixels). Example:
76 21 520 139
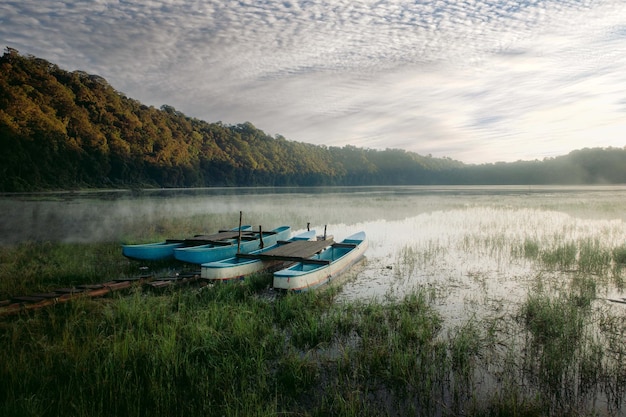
0 279 447 416
614 245 626 265
0 241 139 299
1 238 625 416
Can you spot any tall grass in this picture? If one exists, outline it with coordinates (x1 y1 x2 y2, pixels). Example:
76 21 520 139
1 257 502 417
0 241 139 299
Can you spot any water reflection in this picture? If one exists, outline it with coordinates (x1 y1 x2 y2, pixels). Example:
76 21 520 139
336 208 622 319
3 185 625 245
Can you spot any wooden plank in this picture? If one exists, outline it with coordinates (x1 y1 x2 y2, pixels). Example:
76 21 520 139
54 288 84 294
237 240 333 262
30 293 60 299
184 231 254 242
11 296 45 303
266 240 333 257
102 281 133 291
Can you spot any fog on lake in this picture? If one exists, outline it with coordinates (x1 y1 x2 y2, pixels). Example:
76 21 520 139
2 186 626 316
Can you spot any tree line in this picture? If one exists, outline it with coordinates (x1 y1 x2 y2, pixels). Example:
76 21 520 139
1 48 625 192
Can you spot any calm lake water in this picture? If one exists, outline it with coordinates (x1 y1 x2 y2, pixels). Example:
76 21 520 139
2 185 625 317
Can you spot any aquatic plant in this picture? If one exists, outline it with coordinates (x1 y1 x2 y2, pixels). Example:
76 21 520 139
613 245 626 265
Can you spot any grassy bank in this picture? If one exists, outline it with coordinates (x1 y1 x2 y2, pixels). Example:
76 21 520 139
1 240 625 416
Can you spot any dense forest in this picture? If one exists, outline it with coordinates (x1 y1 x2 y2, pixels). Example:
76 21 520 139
1 48 625 192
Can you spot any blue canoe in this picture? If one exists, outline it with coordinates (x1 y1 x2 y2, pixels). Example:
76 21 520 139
201 230 317 281
174 226 292 265
273 231 367 292
122 225 252 261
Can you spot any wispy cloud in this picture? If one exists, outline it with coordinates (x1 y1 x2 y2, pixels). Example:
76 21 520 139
1 0 625 163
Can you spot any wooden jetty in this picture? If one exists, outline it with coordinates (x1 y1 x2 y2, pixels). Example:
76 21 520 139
236 239 334 265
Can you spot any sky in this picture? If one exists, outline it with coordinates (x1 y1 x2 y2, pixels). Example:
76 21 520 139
1 1 625 164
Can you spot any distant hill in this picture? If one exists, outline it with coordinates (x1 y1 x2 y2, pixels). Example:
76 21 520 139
1 48 625 192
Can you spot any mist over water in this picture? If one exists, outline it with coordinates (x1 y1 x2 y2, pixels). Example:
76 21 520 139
2 185 626 307
3 185 625 291
2 185 625 242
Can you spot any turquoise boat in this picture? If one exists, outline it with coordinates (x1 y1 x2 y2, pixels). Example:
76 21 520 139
173 226 292 265
121 225 252 261
201 230 317 281
273 231 367 292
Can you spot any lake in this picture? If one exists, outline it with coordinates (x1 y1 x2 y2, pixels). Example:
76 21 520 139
2 185 625 318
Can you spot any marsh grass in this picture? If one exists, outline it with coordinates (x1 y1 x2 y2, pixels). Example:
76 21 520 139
380 206 626 416
540 242 578 271
0 271 451 417
1 266 623 417
0 250 486 417
614 245 626 265
0 241 139 299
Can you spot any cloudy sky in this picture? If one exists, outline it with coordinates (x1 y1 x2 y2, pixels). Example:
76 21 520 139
1 0 625 163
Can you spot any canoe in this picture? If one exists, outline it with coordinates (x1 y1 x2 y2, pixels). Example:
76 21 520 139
174 226 292 265
121 225 252 261
201 230 317 282
273 231 367 292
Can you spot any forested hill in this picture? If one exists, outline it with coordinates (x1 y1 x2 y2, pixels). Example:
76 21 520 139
1 48 625 192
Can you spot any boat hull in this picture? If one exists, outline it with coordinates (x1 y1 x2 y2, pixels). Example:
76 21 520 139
201 230 316 281
121 226 251 261
202 258 284 281
273 231 367 292
122 241 184 261
174 226 291 265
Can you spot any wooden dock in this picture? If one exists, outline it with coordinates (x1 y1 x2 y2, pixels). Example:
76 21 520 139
237 239 334 265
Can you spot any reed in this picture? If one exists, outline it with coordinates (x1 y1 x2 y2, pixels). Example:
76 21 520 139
0 241 137 299
540 242 578 271
613 245 626 265
521 238 540 259
510 271 611 415
578 238 612 275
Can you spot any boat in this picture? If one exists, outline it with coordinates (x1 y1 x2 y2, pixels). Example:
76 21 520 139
201 230 317 282
121 226 252 261
173 226 292 265
273 231 367 292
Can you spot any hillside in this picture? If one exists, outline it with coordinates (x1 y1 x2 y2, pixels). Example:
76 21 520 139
1 48 625 191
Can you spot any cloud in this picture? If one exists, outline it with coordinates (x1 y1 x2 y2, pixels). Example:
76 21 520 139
1 0 625 163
